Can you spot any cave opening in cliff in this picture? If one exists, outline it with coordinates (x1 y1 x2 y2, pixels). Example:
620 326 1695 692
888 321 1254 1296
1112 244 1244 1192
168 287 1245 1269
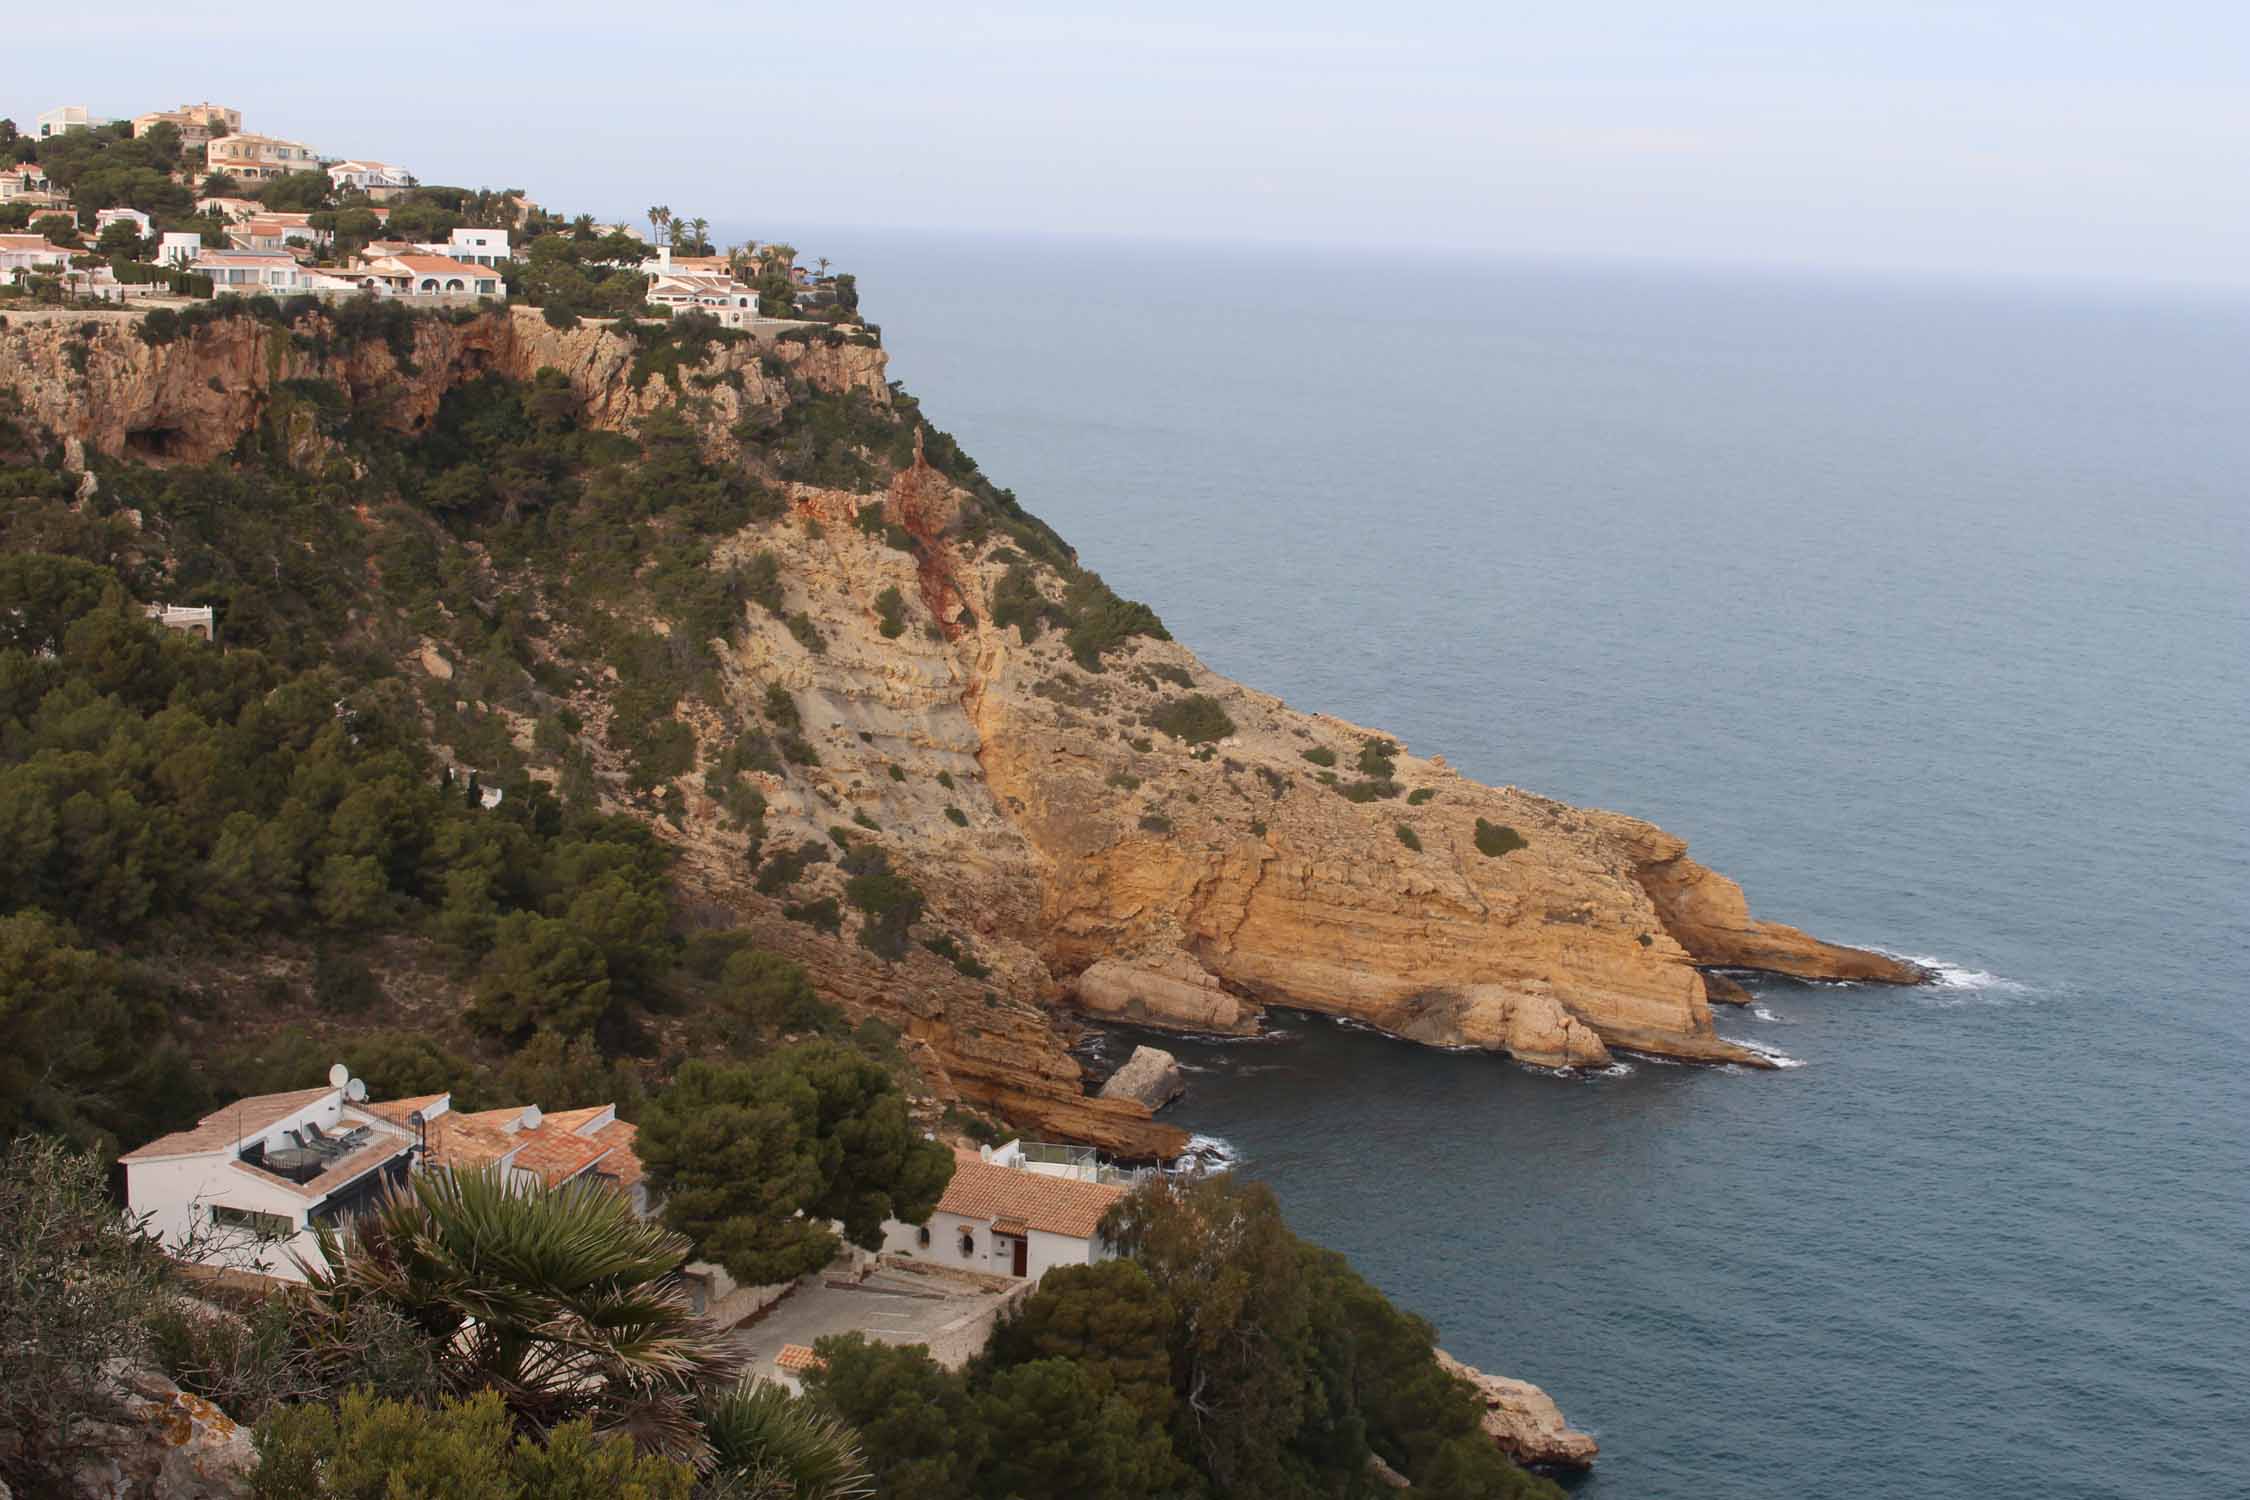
123 425 189 461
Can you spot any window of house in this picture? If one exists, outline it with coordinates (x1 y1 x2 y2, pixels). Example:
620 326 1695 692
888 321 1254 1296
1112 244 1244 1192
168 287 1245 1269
959 1230 975 1258
918 1226 931 1247
211 1204 295 1242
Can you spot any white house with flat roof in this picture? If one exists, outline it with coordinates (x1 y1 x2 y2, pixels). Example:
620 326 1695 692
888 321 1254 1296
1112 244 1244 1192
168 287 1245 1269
878 1141 1130 1281
120 1080 419 1278
122 1074 646 1282
37 105 94 138
159 231 206 268
191 249 324 294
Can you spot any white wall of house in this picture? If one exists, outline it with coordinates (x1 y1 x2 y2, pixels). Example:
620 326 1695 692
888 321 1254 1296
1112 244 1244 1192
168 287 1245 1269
878 1209 1108 1280
447 228 509 266
37 106 92 138
0 240 71 275
96 208 153 237
159 232 205 267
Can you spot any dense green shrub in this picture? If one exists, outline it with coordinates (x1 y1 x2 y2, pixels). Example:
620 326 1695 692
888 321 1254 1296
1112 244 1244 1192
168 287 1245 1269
874 584 907 639
944 805 968 827
1475 819 1528 857
1395 824 1422 851
1300 745 1336 767
1150 693 1235 744
1407 787 1436 806
1359 737 1399 778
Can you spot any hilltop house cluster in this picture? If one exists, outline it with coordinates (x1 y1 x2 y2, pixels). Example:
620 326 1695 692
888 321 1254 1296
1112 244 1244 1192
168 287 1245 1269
122 1070 1130 1315
6 100 824 322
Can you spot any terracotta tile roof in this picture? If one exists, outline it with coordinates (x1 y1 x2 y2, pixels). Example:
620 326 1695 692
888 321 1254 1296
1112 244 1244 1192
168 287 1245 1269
510 1127 609 1186
544 1105 612 1134
423 1112 518 1170
0 234 68 253
591 1120 643 1189
227 1136 411 1200
775 1344 823 1372
120 1087 338 1162
932 1160 1127 1240
362 1093 445 1126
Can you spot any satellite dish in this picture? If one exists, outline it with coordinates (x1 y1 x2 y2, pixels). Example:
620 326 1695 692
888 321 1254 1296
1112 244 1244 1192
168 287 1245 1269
346 1079 367 1102
521 1104 543 1130
328 1062 350 1088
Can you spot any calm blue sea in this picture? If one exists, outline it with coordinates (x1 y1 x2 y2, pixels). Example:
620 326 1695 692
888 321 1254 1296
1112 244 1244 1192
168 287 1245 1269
784 228 2250 1497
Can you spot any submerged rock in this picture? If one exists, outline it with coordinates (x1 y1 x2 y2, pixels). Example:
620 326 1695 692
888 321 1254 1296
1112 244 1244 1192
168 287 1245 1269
1435 1349 1598 1470
1098 1045 1186 1110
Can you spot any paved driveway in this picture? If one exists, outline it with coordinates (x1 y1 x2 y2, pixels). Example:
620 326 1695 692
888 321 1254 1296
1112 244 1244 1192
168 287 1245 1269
734 1268 1023 1385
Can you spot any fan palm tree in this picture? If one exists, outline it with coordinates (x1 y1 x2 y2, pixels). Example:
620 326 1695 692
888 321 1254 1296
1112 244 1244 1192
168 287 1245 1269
298 1167 741 1466
648 205 672 247
688 217 711 254
700 1381 874 1499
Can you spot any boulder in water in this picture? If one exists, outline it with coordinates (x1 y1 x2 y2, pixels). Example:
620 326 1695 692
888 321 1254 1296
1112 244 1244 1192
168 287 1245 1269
1098 1045 1186 1111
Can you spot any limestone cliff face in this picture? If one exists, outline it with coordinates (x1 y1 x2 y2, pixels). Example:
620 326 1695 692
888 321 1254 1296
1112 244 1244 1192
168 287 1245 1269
0 305 887 465
0 306 1921 1153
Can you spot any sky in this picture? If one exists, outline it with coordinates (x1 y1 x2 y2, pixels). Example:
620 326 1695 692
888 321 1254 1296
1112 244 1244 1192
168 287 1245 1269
16 2 2250 291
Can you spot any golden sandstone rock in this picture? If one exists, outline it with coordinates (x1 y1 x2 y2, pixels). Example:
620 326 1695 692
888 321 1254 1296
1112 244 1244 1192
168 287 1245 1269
2 308 1920 1158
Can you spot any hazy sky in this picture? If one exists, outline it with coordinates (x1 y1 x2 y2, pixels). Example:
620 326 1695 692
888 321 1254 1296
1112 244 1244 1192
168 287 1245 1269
17 2 2250 289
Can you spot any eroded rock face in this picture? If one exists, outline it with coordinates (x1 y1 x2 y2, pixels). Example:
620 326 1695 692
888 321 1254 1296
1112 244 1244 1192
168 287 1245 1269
1097 1045 1186 1110
1 306 1920 1152
0 306 886 467
1436 1349 1599 1470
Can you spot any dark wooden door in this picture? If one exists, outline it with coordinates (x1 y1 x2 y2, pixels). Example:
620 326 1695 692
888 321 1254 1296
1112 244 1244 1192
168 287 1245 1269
1011 1236 1028 1277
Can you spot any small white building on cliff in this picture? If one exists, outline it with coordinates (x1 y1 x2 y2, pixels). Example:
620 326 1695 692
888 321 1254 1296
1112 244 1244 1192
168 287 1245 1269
878 1142 1129 1280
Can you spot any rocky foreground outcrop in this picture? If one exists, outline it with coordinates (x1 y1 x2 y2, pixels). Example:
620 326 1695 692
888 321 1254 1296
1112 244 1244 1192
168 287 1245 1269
1436 1350 1600 1470
1 306 1921 1157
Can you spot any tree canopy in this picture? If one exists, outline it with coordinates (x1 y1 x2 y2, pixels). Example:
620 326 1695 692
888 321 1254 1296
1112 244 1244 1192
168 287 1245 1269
637 1043 952 1286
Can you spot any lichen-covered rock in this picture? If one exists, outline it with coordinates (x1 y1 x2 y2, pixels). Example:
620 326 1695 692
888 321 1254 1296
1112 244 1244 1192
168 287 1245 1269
1097 1045 1186 1110
1435 1349 1599 1470
67 1364 255 1499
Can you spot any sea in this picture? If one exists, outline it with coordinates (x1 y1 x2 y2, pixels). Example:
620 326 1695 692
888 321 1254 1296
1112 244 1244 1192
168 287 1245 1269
778 227 2250 1497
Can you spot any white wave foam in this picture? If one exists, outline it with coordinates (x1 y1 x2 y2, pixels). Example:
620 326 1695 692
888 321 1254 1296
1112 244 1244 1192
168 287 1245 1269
1726 1037 1807 1070
1883 952 2033 995
1752 1006 1782 1022
1174 1133 1241 1172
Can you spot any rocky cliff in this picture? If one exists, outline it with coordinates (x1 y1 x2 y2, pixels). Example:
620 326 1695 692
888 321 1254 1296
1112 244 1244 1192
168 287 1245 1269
0 304 1921 1156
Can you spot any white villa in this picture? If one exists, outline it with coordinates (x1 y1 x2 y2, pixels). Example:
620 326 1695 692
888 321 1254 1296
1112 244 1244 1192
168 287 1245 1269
0 234 72 282
648 270 761 327
36 105 94 139
121 1076 643 1282
879 1140 1131 1281
95 207 153 239
0 165 58 204
190 249 329 294
159 232 207 268
408 226 510 268
352 252 504 298
205 132 320 183
328 160 413 199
